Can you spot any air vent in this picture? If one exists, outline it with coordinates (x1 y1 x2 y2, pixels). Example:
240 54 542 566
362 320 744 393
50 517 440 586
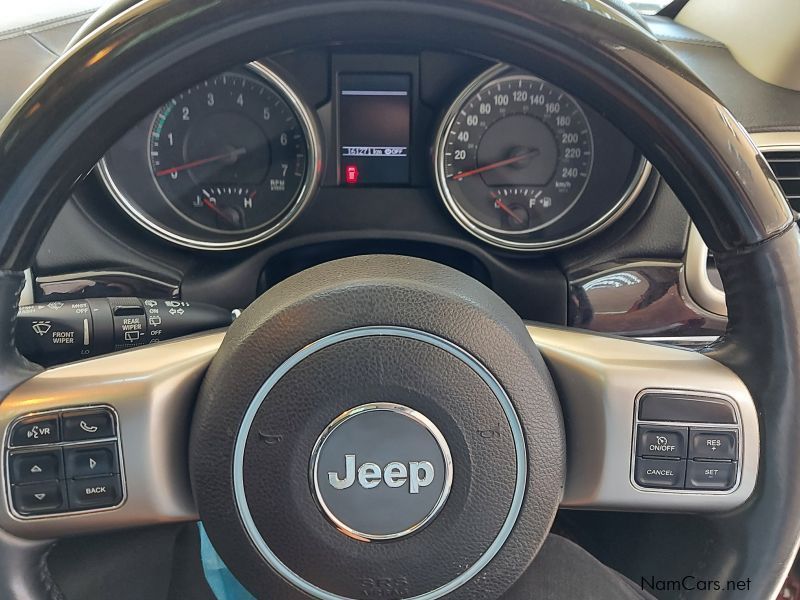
763 149 800 209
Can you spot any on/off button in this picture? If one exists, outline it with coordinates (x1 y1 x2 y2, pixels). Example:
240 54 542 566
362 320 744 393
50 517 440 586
637 426 688 459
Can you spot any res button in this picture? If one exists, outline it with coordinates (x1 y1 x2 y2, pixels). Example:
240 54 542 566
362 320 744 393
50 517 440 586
689 430 737 460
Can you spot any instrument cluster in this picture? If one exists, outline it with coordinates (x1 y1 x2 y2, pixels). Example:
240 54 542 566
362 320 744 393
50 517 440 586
99 55 650 252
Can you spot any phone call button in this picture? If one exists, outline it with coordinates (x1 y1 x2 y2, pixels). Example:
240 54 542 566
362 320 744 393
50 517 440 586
62 410 115 441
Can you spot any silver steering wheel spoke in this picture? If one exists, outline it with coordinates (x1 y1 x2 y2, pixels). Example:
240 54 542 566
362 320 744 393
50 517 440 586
0 332 223 539
528 325 758 512
0 325 758 541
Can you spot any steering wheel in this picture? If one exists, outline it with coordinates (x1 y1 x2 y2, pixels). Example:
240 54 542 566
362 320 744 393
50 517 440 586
1 0 798 598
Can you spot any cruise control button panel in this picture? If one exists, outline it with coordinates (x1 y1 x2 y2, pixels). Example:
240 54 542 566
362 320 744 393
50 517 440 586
5 407 124 518
633 391 740 493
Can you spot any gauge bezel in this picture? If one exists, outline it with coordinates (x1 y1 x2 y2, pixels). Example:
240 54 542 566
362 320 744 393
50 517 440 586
97 62 322 251
434 64 652 252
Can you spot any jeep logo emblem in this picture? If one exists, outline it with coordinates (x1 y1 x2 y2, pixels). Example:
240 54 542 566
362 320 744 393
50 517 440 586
328 455 435 493
311 404 452 541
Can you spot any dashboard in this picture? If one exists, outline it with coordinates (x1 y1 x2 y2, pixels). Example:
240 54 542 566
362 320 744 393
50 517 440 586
3 8 799 347
97 51 649 253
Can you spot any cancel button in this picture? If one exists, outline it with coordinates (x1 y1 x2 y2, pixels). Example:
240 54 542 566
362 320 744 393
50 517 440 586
637 426 688 459
635 457 686 489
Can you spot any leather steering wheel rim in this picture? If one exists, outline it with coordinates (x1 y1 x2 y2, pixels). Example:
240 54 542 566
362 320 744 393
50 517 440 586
0 0 798 598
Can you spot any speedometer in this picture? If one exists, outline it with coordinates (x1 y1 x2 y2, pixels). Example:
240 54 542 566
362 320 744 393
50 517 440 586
435 68 598 250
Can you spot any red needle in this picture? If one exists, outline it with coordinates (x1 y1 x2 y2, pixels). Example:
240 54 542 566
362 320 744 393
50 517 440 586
202 198 235 225
494 197 525 224
451 149 540 181
155 147 246 177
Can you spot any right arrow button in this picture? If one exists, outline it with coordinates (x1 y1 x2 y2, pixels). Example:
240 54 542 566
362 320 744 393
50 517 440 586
64 443 119 479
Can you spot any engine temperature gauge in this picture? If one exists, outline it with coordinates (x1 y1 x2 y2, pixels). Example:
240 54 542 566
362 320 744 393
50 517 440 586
190 186 265 231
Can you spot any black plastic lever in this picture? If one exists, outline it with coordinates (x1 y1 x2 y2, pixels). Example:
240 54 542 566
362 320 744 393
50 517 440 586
16 297 233 366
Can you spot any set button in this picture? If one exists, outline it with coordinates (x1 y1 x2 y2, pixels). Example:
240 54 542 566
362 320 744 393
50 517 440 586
686 460 736 490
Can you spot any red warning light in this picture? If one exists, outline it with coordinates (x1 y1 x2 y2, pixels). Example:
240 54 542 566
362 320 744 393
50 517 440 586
344 164 359 184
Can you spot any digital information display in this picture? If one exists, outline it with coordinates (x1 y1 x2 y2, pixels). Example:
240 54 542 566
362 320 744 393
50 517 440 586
338 73 411 186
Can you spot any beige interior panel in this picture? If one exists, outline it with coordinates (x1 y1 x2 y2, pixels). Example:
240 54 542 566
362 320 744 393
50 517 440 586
677 0 800 92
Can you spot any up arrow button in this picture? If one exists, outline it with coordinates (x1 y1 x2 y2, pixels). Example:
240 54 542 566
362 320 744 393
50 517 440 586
9 450 61 483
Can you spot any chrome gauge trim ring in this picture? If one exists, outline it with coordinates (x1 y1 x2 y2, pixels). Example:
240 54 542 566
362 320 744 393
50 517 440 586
433 63 652 252
96 61 322 251
233 326 527 600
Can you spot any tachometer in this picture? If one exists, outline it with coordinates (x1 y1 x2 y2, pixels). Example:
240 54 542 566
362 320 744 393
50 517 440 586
150 68 309 234
435 68 596 249
99 62 321 250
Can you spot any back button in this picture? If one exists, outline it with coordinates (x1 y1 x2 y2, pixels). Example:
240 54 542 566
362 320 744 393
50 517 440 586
68 475 122 510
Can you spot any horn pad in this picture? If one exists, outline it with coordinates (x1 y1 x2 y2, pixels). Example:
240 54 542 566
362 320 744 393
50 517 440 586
190 255 565 599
